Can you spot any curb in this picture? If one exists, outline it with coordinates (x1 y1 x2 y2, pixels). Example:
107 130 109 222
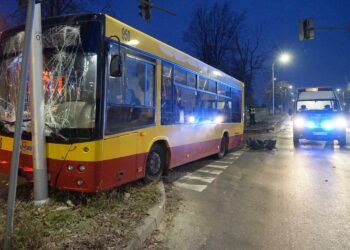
125 182 166 250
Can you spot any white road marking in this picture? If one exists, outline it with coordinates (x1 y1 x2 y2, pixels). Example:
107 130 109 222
215 160 232 164
227 156 240 160
174 182 207 192
205 164 229 169
180 175 215 183
174 148 246 192
197 169 223 175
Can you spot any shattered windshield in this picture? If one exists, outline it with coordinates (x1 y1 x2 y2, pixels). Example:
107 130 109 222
0 21 100 142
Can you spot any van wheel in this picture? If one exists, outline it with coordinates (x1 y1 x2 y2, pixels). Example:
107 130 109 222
144 144 164 183
293 136 300 148
338 132 347 148
217 135 228 159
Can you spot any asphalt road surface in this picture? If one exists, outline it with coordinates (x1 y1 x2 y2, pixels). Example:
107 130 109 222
159 119 350 250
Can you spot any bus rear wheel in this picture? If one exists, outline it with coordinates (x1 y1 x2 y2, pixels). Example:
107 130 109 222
144 144 164 183
217 135 228 159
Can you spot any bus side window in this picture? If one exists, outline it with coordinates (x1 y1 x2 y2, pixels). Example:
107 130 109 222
231 89 242 122
161 62 174 125
175 85 196 124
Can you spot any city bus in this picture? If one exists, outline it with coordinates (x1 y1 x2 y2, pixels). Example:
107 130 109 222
0 13 244 192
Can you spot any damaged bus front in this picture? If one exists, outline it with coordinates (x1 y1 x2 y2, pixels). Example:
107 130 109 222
0 15 104 191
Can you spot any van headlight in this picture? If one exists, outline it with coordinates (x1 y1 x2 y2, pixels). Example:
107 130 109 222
321 120 335 130
335 117 347 128
294 117 305 128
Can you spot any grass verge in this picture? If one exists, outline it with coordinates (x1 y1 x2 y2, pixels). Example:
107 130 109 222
0 181 160 249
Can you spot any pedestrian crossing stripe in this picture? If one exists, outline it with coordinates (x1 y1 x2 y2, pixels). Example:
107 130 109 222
205 164 229 169
197 168 223 175
215 160 232 164
173 148 246 192
174 182 207 192
180 175 215 183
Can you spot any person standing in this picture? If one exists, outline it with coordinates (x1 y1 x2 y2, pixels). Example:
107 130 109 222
248 106 256 126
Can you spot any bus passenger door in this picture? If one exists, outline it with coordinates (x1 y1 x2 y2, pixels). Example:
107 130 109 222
103 43 140 187
104 42 156 185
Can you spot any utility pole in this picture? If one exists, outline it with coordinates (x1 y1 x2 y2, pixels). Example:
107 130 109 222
3 0 35 248
30 0 48 205
272 63 275 115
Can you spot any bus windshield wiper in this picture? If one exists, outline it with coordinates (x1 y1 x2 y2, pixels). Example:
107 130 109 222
45 123 69 142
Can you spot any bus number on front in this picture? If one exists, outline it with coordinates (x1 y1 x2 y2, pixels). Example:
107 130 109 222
122 28 130 42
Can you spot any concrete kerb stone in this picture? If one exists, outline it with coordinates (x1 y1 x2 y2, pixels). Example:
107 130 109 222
125 181 166 250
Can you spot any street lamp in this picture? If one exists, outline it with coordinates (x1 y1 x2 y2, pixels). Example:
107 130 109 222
337 88 345 105
272 52 292 115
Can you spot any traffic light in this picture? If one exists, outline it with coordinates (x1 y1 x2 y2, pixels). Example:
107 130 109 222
138 0 152 21
299 19 315 41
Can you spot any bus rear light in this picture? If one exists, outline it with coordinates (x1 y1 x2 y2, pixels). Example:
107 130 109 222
67 165 74 171
78 165 86 172
76 179 84 186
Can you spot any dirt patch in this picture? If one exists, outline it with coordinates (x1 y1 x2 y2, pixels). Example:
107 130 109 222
0 181 160 250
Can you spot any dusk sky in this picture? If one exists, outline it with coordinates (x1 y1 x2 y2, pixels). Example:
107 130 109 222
1 0 350 98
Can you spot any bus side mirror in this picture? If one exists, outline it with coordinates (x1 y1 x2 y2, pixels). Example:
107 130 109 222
110 55 122 77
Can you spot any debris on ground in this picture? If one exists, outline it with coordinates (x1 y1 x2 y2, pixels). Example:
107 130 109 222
246 137 277 150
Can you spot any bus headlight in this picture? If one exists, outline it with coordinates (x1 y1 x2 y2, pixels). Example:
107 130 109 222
76 179 84 186
78 165 86 172
67 165 74 171
294 117 305 128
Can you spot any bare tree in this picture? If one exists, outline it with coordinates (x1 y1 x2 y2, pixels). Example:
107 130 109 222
40 0 82 17
0 16 7 31
5 0 113 24
184 2 265 106
230 30 265 106
264 80 294 112
183 2 244 71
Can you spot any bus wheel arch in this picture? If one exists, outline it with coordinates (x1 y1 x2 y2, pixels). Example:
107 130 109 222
144 140 169 183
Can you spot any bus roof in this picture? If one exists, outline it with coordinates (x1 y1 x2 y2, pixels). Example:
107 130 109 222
104 14 243 89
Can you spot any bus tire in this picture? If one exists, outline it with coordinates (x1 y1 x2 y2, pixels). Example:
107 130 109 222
144 144 164 183
217 134 228 159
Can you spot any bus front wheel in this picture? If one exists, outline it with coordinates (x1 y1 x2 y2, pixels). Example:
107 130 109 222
144 144 164 183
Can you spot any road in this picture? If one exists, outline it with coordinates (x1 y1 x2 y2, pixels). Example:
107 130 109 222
157 119 350 250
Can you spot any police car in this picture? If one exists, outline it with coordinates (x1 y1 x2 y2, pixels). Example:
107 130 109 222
293 88 347 147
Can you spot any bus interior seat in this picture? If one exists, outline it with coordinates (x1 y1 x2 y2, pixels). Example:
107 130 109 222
77 103 95 128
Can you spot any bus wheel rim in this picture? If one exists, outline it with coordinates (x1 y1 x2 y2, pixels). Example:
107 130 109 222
148 153 161 175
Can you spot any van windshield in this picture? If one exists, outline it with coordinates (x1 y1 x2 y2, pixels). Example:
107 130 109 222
296 99 340 112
